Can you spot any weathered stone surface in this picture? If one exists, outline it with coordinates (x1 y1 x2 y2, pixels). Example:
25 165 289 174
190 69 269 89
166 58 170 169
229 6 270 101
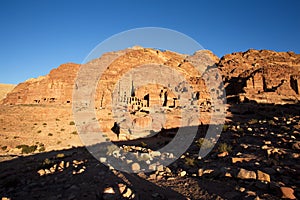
237 168 257 180
280 187 296 199
219 49 300 104
232 157 253 163
2 63 80 105
257 170 271 183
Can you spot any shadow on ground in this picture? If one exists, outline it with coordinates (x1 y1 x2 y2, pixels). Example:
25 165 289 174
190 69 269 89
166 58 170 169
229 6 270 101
1 102 300 199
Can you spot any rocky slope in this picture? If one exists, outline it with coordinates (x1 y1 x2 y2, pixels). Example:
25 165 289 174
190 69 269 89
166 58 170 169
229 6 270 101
0 48 299 200
2 48 300 106
219 49 300 104
1 63 80 105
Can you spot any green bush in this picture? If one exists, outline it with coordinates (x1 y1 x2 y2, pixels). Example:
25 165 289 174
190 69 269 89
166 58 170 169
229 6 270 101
16 144 37 154
222 124 229 132
39 146 46 152
1 146 7 150
197 138 214 150
184 157 195 166
218 143 232 153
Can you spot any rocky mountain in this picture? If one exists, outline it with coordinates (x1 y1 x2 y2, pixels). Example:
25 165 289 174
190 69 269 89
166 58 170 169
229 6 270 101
1 63 80 105
2 48 300 107
219 49 300 104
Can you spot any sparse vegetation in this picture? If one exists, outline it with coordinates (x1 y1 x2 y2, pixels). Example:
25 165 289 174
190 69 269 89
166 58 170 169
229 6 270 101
48 133 53 136
42 122 47 126
56 153 65 158
248 119 258 125
41 158 53 168
1 146 7 150
37 130 42 133
268 120 276 126
136 153 151 162
222 124 229 132
56 118 60 121
141 141 147 147
184 157 196 166
71 131 77 135
16 144 37 154
106 144 118 155
218 142 232 153
39 143 45 152
196 138 214 150
60 128 65 131
237 127 244 133
69 121 75 125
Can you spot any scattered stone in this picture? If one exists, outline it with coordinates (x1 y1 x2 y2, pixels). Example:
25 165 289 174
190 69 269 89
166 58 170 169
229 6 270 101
100 157 107 163
156 175 163 180
217 151 228 157
203 169 214 175
232 157 253 163
157 165 164 172
237 168 256 180
167 177 175 181
118 183 134 199
280 187 296 199
225 172 232 177
198 168 203 177
292 142 300 150
37 169 45 176
179 171 187 177
264 141 271 145
239 187 246 192
149 173 156 180
103 187 115 194
257 170 271 183
246 191 257 196
131 163 140 172
150 151 161 157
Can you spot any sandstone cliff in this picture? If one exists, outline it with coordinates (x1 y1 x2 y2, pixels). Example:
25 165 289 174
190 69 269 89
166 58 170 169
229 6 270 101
1 63 80 105
219 49 300 104
2 48 300 106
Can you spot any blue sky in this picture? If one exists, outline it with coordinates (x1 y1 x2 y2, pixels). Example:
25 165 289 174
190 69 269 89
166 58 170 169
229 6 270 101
0 0 299 84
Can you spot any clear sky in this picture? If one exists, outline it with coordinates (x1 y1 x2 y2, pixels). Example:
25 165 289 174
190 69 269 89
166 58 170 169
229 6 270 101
0 0 299 84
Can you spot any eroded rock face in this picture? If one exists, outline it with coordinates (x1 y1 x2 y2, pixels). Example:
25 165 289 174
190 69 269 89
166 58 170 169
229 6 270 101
218 49 300 104
2 48 218 107
1 63 80 105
